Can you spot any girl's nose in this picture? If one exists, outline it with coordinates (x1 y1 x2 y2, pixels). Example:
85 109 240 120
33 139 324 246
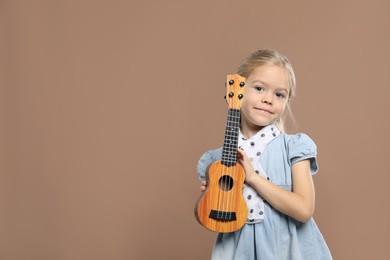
261 93 273 105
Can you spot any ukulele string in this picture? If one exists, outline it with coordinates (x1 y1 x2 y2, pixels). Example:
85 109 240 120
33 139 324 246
224 110 233 220
219 107 232 220
228 81 240 219
219 80 235 220
226 79 241 221
226 86 240 221
228 107 240 221
225 82 235 221
227 104 238 220
223 114 233 220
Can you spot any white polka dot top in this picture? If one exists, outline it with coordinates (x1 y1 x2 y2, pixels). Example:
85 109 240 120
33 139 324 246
239 123 281 223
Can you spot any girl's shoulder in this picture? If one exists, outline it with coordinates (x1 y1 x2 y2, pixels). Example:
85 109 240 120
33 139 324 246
274 132 318 174
279 132 317 153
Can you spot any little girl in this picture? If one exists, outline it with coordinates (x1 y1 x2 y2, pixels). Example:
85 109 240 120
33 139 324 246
197 49 332 259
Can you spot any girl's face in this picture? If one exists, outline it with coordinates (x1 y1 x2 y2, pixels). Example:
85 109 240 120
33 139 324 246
240 64 289 137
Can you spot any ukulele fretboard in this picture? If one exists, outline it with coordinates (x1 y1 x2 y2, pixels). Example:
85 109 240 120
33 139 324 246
221 108 240 167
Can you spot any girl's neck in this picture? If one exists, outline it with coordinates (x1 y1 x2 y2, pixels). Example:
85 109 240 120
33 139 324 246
240 123 265 139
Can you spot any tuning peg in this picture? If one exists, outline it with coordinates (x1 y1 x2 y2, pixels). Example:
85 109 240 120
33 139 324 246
240 81 245 87
238 94 244 99
228 92 234 97
224 95 226 99
229 80 234 85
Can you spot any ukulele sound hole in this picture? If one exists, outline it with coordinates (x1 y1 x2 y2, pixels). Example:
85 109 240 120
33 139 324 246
218 175 234 191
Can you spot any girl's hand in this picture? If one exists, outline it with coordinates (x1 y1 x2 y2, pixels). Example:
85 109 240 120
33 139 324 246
237 149 258 184
200 180 207 192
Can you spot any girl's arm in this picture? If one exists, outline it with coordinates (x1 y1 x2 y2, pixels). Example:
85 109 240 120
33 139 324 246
237 149 315 223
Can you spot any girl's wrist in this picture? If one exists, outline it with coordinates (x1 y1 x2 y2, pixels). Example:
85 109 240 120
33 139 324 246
245 171 258 186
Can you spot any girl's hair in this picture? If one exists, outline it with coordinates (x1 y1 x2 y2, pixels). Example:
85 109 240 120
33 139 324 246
236 49 296 132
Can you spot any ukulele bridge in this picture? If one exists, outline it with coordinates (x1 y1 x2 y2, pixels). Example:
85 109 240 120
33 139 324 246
209 210 237 222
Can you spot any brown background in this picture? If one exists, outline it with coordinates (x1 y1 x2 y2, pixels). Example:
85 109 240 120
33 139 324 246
1 0 389 259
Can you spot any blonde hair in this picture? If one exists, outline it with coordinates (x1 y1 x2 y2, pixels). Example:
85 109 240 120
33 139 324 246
236 49 296 132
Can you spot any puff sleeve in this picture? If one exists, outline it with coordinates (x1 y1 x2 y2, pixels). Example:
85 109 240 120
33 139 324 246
196 148 222 180
288 133 319 175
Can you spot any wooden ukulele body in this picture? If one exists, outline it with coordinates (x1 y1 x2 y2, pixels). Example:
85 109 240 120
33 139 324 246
195 160 248 233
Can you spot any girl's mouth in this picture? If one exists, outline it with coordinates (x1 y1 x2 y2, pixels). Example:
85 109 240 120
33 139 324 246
255 108 273 114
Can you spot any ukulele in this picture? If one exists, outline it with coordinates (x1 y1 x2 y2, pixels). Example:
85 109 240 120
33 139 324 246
194 74 248 233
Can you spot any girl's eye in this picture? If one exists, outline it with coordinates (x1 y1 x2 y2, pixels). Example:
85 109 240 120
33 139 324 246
255 86 264 91
276 92 286 99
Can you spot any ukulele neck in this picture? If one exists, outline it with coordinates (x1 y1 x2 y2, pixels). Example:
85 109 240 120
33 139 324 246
221 108 240 167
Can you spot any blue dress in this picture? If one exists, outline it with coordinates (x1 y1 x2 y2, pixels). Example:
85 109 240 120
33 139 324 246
197 133 332 260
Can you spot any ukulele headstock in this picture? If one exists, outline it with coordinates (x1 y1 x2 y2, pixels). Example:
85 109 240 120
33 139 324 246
225 74 246 110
